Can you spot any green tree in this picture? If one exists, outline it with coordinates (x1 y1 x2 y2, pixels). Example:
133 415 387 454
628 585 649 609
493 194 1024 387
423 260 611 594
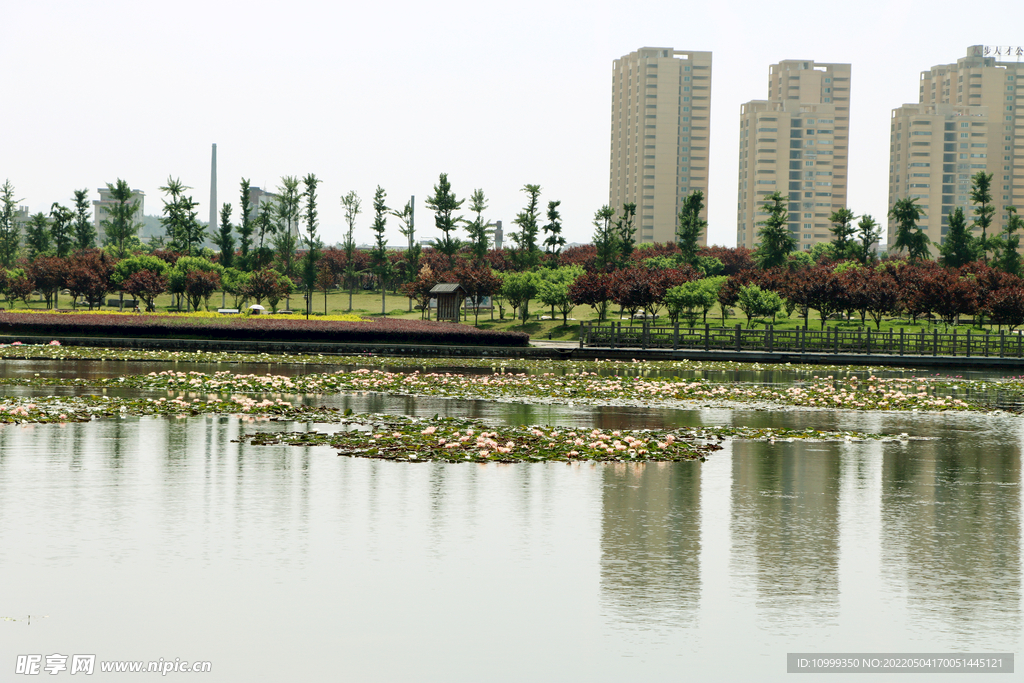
736 283 785 328
237 179 255 269
176 195 205 257
664 276 726 326
340 190 362 311
996 206 1024 277
536 265 583 325
100 179 142 258
391 197 419 311
158 176 190 250
24 213 51 259
425 173 464 268
614 202 637 266
272 179 300 285
299 173 322 318
970 171 995 263
72 189 96 251
510 184 542 270
856 214 881 264
938 206 977 268
592 205 618 271
274 177 301 289
754 191 795 269
111 254 170 311
369 185 390 315
49 203 75 258
0 180 23 267
542 199 565 259
828 208 857 260
168 256 224 312
465 189 492 265
276 176 302 240
222 267 250 309
253 199 276 269
212 203 236 268
675 190 707 265
500 270 539 325
889 197 931 261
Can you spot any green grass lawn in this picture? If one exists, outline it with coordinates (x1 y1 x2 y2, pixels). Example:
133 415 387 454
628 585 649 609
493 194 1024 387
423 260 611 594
8 289 1017 341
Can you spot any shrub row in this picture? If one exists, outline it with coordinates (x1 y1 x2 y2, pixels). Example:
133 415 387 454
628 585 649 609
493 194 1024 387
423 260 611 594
0 312 530 347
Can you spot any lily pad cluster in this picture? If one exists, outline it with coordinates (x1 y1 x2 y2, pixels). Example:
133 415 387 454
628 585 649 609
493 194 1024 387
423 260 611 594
0 342 910 376
238 416 904 463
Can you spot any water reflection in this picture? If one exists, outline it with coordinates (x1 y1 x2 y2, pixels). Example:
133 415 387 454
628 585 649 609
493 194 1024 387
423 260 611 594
730 441 841 633
600 462 701 628
879 432 1021 647
0 411 1020 680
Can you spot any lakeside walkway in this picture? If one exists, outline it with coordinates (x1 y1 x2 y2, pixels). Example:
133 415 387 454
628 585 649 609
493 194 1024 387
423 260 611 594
3 334 1024 370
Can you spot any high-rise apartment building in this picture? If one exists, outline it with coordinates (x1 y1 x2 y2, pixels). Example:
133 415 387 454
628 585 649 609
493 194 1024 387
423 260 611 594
737 60 851 251
888 46 1024 252
609 47 711 245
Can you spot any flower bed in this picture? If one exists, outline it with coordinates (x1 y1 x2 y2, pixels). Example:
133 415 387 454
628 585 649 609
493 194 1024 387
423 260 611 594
0 311 529 347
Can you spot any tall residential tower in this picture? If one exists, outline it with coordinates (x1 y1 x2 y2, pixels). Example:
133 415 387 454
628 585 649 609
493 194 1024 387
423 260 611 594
737 60 851 251
609 48 711 245
888 46 1024 253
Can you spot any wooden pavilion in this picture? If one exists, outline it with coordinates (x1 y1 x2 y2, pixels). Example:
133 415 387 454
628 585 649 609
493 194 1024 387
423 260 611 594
429 283 466 322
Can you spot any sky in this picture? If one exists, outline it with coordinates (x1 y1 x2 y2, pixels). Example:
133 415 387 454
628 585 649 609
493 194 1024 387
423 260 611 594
3 0 1022 249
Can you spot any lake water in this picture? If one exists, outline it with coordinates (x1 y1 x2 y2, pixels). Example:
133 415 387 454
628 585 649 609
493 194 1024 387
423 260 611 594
0 373 1020 681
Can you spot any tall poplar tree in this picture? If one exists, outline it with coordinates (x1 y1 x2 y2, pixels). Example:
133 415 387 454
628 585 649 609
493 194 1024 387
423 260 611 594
511 184 542 270
613 202 637 267
369 186 390 315
856 214 880 264
889 197 930 261
391 198 419 310
996 206 1023 277
340 190 362 311
465 189 492 265
754 191 795 269
237 179 255 269
159 176 190 250
970 171 995 263
25 213 51 259
828 207 856 260
300 173 322 318
675 190 707 265
592 205 618 271
0 180 22 267
49 203 75 258
213 203 235 268
938 206 976 268
425 173 464 268
101 179 142 258
72 189 96 251
542 199 565 259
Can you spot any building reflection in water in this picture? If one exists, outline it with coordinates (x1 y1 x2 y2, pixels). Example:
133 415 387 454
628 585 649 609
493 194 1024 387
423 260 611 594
600 461 701 628
729 440 842 632
879 428 1021 645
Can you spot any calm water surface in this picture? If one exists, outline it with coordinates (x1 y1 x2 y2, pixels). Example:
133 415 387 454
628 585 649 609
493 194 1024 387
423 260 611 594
0 395 1019 681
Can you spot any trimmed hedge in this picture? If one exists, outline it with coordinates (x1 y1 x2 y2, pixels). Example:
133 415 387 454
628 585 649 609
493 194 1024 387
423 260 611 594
0 312 530 347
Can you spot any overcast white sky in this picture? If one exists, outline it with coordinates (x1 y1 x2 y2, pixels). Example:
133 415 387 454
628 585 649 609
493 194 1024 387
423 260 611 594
3 0 1021 248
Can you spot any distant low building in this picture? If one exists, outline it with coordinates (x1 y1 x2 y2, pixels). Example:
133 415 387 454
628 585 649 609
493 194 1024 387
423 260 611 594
93 187 145 244
248 186 277 220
